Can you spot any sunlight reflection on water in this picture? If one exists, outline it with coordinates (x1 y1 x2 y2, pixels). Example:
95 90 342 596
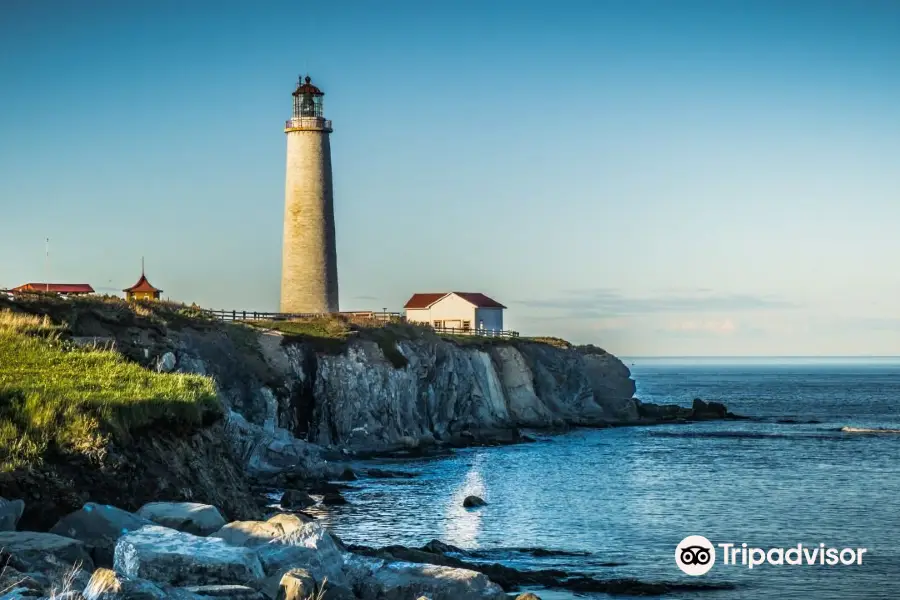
442 452 487 548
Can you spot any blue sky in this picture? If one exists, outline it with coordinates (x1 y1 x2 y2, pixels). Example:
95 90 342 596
1 0 898 356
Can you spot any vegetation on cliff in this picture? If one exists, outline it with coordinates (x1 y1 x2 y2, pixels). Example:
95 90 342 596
0 309 219 471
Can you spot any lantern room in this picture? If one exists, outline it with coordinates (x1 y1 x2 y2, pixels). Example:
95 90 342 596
292 75 324 119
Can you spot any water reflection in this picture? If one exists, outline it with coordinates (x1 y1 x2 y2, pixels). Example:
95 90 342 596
441 451 487 548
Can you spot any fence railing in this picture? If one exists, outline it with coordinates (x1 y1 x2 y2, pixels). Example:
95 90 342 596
203 309 402 323
284 117 333 130
432 326 519 338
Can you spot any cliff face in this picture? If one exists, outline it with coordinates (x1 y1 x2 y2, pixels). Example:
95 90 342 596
171 329 637 457
305 339 637 451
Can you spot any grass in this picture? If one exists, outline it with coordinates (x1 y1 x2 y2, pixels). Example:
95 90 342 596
249 316 422 368
0 310 221 471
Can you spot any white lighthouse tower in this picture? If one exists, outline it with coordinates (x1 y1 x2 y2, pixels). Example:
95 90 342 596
280 75 339 314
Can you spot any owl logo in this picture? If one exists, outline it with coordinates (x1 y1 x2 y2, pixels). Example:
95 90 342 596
676 535 716 575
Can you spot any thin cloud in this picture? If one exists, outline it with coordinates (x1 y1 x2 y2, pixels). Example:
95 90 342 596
512 288 800 316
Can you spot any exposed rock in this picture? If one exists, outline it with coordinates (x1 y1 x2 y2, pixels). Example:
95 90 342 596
156 352 177 373
0 531 94 573
358 563 506 600
269 569 315 600
136 502 226 536
0 589 42 600
363 469 418 479
337 469 357 482
321 492 347 506
0 497 25 531
82 568 168 600
278 490 315 510
50 503 154 568
0 567 44 597
463 496 486 508
210 514 309 547
180 585 265 600
691 398 728 420
223 411 329 479
212 517 345 587
113 525 265 586
515 594 542 600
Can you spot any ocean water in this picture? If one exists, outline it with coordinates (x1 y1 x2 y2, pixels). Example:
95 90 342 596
312 358 900 599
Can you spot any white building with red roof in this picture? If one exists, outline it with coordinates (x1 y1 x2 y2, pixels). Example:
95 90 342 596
403 292 506 333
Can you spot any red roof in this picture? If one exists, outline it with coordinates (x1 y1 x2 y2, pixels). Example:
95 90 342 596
12 283 94 294
123 274 162 293
403 292 506 310
292 75 324 97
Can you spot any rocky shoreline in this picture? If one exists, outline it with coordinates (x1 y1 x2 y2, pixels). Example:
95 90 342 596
0 298 748 598
0 488 737 600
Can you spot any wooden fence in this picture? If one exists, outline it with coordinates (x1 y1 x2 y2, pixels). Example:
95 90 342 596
203 309 403 323
431 326 519 338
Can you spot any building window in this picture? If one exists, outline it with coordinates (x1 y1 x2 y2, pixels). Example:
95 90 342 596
434 320 443 328
462 320 471 330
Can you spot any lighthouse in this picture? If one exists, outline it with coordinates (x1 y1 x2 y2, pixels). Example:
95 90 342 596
280 75 339 314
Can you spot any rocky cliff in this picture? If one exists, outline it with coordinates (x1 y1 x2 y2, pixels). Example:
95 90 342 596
168 323 638 460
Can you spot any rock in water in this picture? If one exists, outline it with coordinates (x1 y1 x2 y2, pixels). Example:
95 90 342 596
337 468 357 481
113 525 264 586
0 497 25 532
279 490 316 510
322 491 348 506
136 502 226 536
359 563 506 600
516 594 543 600
462 496 486 508
50 503 154 568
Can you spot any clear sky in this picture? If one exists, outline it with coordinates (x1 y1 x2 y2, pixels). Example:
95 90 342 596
1 0 898 357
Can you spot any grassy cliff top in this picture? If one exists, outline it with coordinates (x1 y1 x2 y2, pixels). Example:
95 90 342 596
0 308 219 471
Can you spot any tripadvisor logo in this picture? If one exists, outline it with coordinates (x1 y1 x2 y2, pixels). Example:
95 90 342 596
675 536 868 575
676 535 716 575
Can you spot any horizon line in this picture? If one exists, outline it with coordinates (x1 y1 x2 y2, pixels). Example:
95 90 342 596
621 355 900 359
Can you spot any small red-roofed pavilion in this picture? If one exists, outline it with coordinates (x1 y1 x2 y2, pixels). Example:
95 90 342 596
124 260 163 301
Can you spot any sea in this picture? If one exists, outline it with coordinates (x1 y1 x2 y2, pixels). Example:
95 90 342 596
311 357 900 599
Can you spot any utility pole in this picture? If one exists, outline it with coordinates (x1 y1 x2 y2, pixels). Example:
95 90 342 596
45 237 50 291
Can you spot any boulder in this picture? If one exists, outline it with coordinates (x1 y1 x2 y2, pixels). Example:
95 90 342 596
0 567 44 597
82 568 168 600
0 589 42 600
113 525 265 586
515 594 542 600
136 503 226 536
691 398 728 420
337 469 357 482
462 496 486 508
359 563 506 600
210 514 309 547
213 517 345 588
270 569 315 600
180 586 265 600
321 492 347 506
50 503 154 567
0 532 94 573
278 490 315 510
0 497 25 531
156 352 177 373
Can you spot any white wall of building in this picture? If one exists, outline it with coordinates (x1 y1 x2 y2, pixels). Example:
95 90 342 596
474 307 504 331
405 294 504 331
